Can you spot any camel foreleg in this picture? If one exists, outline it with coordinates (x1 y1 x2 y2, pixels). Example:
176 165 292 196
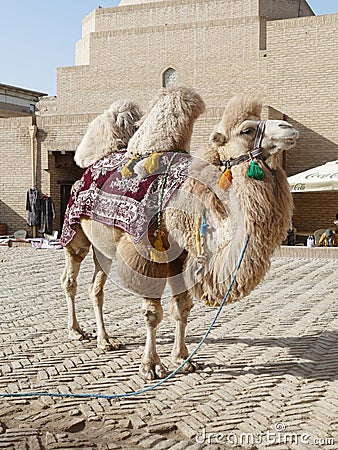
139 298 168 381
169 291 199 373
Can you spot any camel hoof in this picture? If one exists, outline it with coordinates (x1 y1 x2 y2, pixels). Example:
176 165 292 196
69 328 92 341
139 362 168 381
97 337 121 351
172 358 200 373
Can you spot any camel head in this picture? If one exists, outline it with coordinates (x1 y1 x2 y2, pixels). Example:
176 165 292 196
209 94 299 162
75 99 142 168
127 85 206 157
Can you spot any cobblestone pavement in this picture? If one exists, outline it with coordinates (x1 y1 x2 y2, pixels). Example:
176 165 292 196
0 247 337 449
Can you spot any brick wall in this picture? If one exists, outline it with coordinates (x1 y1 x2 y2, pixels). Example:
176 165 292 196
0 117 34 234
75 0 313 65
82 0 259 35
77 0 257 65
263 15 338 177
59 16 262 115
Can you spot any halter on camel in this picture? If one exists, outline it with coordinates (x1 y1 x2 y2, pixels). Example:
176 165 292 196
218 120 269 187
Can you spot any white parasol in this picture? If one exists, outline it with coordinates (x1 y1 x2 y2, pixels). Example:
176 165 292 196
288 160 338 192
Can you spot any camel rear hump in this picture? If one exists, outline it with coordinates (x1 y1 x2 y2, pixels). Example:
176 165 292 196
74 99 142 168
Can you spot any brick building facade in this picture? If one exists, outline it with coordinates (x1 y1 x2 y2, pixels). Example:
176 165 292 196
0 0 337 236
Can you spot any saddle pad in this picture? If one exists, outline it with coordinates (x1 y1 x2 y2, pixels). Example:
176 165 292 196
60 151 190 246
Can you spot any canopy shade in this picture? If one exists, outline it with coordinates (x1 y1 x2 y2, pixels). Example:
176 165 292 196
288 160 338 192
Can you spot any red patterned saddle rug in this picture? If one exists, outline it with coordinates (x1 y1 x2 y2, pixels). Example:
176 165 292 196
60 151 191 246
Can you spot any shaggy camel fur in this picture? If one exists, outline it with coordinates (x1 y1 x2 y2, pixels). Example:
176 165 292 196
74 99 142 168
61 90 299 381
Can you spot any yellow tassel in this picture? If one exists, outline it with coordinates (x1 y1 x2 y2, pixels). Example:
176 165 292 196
121 165 132 178
154 230 166 252
150 230 167 263
143 152 160 174
218 168 232 190
121 154 139 178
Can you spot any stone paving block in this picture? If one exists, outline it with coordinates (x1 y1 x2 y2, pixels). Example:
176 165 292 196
152 438 183 450
146 422 177 434
138 434 165 448
28 435 43 448
187 444 208 450
176 420 197 439
196 404 219 419
130 414 147 430
167 440 194 450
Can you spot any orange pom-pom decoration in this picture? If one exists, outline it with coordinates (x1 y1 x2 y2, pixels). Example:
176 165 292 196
218 168 232 190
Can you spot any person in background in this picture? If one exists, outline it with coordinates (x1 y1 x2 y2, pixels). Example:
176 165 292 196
334 212 338 233
287 219 295 246
318 229 338 247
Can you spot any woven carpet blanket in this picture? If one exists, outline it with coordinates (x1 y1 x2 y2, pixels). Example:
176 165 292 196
60 151 191 246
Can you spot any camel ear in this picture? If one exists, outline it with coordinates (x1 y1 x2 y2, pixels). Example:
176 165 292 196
209 131 227 146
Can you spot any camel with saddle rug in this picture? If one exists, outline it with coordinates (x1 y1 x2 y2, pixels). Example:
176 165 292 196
61 85 299 381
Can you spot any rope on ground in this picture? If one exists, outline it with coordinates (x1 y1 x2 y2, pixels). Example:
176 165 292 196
0 234 251 400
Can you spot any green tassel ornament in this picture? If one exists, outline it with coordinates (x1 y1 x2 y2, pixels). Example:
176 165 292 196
247 160 265 180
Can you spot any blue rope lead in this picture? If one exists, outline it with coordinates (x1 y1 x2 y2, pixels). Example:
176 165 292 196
0 234 250 400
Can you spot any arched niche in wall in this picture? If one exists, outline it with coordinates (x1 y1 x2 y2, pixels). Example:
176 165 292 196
162 67 178 88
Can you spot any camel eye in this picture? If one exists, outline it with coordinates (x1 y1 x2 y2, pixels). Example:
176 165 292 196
240 128 254 135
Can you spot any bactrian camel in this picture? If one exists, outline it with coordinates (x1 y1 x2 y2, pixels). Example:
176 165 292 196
61 87 299 381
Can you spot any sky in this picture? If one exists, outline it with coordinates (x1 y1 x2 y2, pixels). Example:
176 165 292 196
0 0 337 96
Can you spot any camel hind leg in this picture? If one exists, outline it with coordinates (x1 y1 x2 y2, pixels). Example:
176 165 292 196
89 249 120 351
61 227 91 341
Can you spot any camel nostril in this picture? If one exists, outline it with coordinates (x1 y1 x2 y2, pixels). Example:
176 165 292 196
278 123 292 129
